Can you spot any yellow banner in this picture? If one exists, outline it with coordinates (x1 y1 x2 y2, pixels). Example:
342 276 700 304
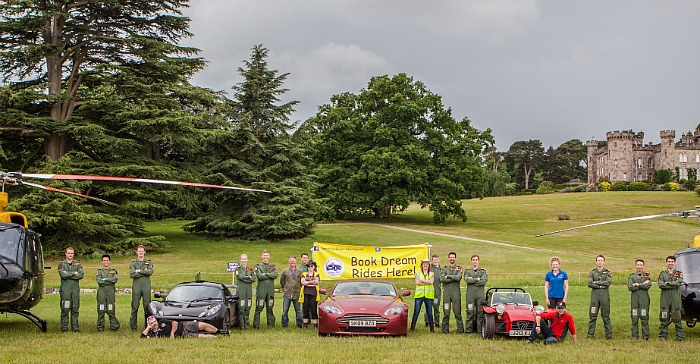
312 242 429 280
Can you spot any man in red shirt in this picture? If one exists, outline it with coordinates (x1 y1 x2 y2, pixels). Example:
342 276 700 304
528 301 577 344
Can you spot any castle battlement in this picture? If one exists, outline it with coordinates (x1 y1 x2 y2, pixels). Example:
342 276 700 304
660 130 676 139
606 130 644 141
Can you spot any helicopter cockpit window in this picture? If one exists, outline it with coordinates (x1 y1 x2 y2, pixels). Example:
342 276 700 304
676 254 700 284
0 226 25 268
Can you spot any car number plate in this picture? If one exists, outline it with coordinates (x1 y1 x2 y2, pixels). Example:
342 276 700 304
509 330 531 336
349 320 377 327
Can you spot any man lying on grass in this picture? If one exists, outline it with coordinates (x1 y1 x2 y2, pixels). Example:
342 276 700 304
527 301 577 344
142 316 219 339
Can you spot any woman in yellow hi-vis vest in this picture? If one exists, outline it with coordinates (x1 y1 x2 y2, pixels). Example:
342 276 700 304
411 259 435 332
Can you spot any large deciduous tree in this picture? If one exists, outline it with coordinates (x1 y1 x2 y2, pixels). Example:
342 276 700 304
185 45 324 240
0 0 200 160
304 73 492 224
505 140 544 190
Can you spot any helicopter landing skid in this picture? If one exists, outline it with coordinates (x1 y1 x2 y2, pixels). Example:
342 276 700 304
9 310 47 332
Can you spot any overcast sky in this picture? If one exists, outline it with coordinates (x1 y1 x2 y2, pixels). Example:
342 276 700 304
183 1 700 150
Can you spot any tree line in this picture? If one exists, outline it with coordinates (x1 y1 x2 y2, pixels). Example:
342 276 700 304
0 1 586 253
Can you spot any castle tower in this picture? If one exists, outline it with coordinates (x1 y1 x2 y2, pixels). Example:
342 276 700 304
586 140 599 184
658 130 676 170
606 130 637 182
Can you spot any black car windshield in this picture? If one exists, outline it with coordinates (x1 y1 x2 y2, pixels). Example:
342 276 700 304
332 282 397 297
0 226 24 267
166 285 224 302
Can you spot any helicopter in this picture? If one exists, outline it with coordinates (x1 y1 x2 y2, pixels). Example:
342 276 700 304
0 171 270 331
536 207 700 329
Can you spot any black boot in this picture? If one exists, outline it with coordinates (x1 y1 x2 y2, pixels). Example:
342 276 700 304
410 323 416 332
430 323 435 333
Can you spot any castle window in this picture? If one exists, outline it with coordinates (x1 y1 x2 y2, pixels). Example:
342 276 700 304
637 158 642 168
614 159 618 168
638 174 642 181
648 158 653 168
623 173 627 181
696 154 699 163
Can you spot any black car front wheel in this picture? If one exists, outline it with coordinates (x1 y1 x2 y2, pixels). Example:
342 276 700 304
220 309 231 334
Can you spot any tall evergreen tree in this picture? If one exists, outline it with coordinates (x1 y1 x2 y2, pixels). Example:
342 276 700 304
0 1 227 252
505 140 545 190
0 0 200 160
185 45 324 240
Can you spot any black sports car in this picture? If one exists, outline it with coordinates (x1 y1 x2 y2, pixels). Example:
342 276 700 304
148 281 238 333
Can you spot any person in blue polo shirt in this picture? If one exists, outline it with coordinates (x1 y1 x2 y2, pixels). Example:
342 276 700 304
544 256 568 309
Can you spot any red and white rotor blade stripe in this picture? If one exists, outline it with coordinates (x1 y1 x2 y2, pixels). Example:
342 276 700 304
21 174 271 193
21 181 122 208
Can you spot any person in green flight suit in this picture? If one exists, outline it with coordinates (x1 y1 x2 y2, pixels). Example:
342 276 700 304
440 252 464 333
235 253 256 329
464 255 488 333
59 247 84 332
425 254 442 327
627 259 651 340
254 250 278 328
96 254 120 331
587 255 612 339
130 245 154 330
658 255 685 341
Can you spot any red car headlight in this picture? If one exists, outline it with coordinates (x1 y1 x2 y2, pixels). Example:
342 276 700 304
384 307 403 315
322 305 342 315
496 303 506 314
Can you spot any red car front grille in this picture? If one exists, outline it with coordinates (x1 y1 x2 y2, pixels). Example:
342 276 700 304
337 313 390 324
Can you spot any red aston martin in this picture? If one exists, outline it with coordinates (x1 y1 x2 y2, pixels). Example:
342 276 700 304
318 280 411 336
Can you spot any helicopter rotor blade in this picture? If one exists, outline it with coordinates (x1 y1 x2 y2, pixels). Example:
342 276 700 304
20 181 123 208
535 210 700 237
19 173 272 193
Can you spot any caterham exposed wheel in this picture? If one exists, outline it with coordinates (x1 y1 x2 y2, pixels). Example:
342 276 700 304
482 314 495 339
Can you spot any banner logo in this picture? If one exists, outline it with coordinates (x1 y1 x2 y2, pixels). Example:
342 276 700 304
324 258 344 279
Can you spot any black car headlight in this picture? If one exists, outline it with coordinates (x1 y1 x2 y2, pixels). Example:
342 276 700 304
149 302 159 316
207 304 223 316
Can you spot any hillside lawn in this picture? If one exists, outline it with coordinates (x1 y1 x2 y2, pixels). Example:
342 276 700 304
2 191 699 363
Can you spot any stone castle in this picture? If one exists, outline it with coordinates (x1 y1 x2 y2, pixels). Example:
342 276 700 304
587 126 700 184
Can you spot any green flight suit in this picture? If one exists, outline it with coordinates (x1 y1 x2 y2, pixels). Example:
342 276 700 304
627 271 651 339
425 264 442 327
129 258 154 330
236 265 256 329
96 267 120 331
440 264 464 333
587 267 612 338
464 267 488 333
58 260 84 332
254 262 278 328
658 269 685 340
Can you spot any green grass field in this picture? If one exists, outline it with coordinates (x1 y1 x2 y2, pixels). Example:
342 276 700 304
2 191 699 363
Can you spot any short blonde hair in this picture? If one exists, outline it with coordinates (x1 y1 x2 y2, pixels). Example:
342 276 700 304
550 256 561 265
